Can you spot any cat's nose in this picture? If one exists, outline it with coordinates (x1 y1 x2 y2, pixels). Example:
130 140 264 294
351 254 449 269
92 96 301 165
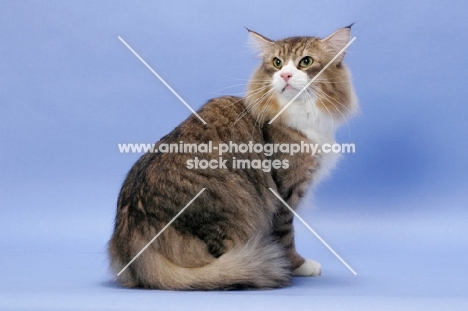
280 72 293 82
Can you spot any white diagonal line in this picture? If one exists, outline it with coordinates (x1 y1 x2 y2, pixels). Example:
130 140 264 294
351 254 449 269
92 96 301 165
118 36 207 125
269 188 357 275
117 188 206 276
268 37 356 124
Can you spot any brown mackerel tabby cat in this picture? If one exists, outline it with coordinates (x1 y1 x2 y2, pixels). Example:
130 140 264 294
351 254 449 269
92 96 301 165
109 26 358 290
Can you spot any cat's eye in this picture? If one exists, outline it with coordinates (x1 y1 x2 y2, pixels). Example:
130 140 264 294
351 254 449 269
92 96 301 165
273 57 283 69
299 56 314 68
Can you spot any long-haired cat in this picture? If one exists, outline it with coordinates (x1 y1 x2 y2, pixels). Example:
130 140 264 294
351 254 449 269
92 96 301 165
108 26 357 290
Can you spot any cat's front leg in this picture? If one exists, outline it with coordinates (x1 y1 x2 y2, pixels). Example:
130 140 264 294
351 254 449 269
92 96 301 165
272 204 321 276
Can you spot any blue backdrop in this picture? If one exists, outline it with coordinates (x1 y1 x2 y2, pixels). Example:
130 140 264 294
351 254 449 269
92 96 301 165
1 1 467 310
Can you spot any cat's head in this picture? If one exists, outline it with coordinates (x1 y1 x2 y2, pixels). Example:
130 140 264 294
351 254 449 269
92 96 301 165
246 27 358 129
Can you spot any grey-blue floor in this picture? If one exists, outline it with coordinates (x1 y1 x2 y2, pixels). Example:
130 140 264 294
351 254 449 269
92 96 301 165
1 184 467 311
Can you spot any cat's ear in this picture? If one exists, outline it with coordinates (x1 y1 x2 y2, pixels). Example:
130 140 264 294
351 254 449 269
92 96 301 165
321 26 352 62
246 28 273 56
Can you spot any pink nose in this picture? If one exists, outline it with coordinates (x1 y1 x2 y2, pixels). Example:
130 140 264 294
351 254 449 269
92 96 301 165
280 72 293 82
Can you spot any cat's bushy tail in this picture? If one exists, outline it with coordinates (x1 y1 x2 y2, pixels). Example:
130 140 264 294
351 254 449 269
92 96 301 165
113 235 291 290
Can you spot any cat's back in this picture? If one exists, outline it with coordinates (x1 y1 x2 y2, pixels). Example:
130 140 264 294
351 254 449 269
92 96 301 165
155 95 252 145
114 94 270 222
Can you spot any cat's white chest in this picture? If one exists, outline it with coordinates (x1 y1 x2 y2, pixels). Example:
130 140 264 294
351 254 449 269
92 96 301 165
279 97 341 184
280 97 336 142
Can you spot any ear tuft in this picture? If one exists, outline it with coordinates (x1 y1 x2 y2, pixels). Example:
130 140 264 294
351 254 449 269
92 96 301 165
246 28 273 57
322 27 352 62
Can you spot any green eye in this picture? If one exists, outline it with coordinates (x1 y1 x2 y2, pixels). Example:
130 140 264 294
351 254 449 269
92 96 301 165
299 56 314 68
273 57 283 69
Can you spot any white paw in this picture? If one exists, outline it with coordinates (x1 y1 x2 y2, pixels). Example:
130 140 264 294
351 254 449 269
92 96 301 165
292 259 321 276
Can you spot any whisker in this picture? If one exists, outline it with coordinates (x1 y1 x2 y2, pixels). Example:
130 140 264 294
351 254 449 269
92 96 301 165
209 83 248 94
308 86 351 137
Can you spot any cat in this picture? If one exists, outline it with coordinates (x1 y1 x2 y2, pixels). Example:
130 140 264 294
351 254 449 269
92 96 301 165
108 26 358 290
